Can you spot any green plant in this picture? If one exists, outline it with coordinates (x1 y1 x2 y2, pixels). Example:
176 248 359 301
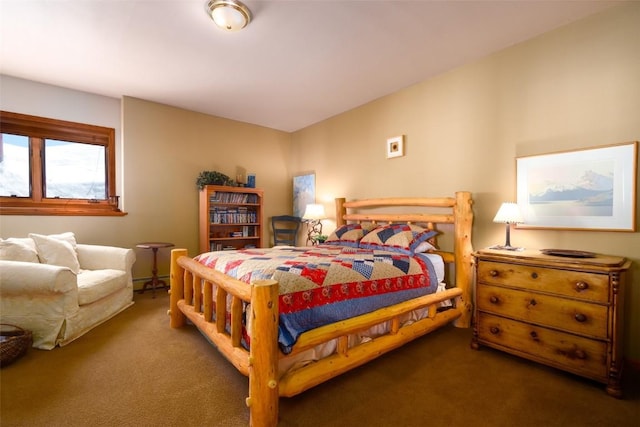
196 171 235 190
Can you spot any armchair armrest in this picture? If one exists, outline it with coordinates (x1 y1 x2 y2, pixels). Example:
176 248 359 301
0 260 77 295
76 244 136 272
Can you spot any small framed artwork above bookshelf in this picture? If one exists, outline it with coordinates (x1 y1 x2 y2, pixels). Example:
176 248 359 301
199 185 263 253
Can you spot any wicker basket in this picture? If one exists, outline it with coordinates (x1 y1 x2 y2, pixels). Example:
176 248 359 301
0 324 33 367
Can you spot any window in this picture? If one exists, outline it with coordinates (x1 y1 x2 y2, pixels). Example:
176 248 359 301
0 111 124 216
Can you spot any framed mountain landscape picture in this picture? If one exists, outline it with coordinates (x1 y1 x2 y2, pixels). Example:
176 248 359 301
516 142 637 231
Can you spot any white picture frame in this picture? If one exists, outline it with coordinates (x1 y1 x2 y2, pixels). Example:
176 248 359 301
516 141 637 231
386 135 404 159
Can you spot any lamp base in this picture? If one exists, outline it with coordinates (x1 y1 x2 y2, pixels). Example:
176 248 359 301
489 245 524 251
305 219 323 245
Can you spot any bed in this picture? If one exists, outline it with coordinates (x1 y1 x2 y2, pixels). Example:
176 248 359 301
169 192 473 427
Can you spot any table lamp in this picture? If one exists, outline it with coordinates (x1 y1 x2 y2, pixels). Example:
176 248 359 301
303 203 325 245
490 202 524 250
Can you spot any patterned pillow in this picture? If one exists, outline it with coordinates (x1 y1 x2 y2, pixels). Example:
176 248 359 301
325 223 372 248
358 224 438 255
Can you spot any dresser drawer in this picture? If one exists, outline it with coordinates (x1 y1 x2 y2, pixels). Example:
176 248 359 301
477 261 609 303
476 312 608 381
476 284 608 339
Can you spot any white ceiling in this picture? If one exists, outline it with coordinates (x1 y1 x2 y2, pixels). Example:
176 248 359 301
0 1 623 132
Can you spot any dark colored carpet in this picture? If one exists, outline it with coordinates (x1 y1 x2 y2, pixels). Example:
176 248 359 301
1 291 638 426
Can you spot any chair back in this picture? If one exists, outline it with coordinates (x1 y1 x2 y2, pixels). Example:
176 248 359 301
271 215 302 246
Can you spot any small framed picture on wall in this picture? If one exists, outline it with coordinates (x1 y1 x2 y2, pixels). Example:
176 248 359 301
386 135 404 158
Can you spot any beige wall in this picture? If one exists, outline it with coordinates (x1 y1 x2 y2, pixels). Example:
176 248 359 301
120 97 293 277
290 3 640 360
1 4 638 359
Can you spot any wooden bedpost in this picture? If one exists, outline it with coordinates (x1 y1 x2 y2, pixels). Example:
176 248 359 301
169 248 187 328
335 197 346 227
453 191 474 328
247 279 279 427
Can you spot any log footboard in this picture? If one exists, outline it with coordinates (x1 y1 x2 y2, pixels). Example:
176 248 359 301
170 249 279 427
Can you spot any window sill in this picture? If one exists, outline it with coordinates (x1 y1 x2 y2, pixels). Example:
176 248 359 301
0 206 128 216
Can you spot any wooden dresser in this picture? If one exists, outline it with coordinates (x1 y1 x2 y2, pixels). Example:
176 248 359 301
471 248 631 397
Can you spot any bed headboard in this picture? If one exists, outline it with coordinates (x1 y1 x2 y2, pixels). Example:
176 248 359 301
334 191 474 327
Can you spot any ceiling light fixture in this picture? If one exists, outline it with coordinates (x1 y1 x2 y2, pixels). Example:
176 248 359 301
206 0 251 32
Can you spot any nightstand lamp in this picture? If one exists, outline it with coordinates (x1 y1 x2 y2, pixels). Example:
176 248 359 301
490 202 524 251
303 203 325 245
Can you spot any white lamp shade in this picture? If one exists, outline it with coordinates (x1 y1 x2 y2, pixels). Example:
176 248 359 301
493 202 524 224
208 0 251 32
303 204 325 220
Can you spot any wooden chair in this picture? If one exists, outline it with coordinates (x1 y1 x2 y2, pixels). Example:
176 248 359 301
271 215 302 246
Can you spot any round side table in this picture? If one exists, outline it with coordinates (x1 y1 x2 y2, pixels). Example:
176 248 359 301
136 242 174 298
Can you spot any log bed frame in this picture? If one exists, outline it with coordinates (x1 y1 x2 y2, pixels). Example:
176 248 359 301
169 191 474 427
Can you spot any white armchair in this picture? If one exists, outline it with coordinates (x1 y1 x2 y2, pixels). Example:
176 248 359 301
0 234 135 349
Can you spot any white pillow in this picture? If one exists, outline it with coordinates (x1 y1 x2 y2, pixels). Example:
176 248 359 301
29 233 80 274
46 231 78 249
414 240 437 253
0 238 40 263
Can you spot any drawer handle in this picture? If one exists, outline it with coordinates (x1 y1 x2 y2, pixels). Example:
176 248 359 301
574 313 587 323
489 270 499 277
575 350 587 360
490 326 500 335
531 272 538 279
530 331 539 342
489 296 500 304
575 281 589 291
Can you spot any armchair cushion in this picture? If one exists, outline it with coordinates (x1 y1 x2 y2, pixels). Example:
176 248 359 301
77 269 128 305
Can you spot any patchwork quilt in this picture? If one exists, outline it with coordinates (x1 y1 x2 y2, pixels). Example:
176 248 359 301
195 245 438 353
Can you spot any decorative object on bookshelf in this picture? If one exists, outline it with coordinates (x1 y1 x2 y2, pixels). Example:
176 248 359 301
235 166 247 187
247 173 256 188
196 171 235 190
199 185 263 253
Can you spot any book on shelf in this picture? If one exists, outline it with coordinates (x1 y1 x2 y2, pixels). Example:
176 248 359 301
210 243 224 251
210 207 257 224
209 191 259 204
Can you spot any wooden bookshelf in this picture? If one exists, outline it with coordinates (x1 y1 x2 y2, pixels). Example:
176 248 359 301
199 185 263 253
